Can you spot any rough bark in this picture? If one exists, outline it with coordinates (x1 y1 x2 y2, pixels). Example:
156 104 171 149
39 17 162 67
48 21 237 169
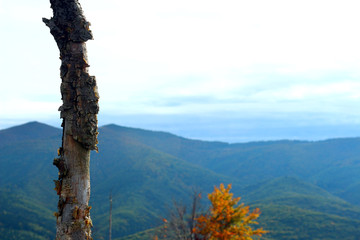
43 0 99 239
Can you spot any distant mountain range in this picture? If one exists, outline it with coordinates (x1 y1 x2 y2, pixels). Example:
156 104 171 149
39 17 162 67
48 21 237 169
1 121 360 239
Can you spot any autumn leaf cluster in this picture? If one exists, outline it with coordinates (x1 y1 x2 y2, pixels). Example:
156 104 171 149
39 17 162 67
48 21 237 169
156 183 266 240
194 184 266 240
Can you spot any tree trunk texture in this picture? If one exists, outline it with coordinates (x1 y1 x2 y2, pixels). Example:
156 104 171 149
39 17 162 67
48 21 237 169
43 0 99 239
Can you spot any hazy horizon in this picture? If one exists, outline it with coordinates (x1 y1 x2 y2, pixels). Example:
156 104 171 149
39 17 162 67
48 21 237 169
2 117 360 143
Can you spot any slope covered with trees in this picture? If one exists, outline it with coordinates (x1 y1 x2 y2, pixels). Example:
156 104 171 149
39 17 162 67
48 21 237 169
96 124 360 205
1 122 360 239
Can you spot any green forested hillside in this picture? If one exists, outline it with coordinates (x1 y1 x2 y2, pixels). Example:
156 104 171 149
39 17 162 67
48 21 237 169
1 122 360 239
0 189 54 240
97 124 360 205
119 205 360 240
118 176 360 240
90 125 234 238
257 204 360 240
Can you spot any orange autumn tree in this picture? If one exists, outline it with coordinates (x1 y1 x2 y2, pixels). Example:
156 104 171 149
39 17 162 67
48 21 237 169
195 184 266 240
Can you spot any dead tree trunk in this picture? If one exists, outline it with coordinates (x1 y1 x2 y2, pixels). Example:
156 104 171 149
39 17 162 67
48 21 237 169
43 0 99 239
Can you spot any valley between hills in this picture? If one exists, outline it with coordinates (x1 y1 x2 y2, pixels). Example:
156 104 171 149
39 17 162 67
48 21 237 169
1 121 360 239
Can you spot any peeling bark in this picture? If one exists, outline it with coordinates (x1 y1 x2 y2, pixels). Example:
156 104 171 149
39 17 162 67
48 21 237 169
43 0 99 239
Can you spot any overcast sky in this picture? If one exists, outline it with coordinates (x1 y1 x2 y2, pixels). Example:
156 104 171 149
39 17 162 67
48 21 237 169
1 0 360 141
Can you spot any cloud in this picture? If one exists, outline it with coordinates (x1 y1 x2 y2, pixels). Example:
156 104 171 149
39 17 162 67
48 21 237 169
2 0 360 139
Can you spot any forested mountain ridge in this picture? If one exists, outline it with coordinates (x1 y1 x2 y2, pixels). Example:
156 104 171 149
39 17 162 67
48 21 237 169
1 122 360 239
99 123 360 206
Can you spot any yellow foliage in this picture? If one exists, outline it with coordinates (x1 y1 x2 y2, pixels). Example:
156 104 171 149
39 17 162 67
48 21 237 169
195 184 267 240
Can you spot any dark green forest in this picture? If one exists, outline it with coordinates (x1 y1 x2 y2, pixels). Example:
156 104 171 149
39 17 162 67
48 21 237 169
1 122 360 239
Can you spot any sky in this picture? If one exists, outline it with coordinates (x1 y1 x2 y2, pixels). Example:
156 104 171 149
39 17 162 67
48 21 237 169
1 0 360 142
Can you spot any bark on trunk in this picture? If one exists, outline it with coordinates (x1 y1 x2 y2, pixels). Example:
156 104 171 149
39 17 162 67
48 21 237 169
43 0 99 239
